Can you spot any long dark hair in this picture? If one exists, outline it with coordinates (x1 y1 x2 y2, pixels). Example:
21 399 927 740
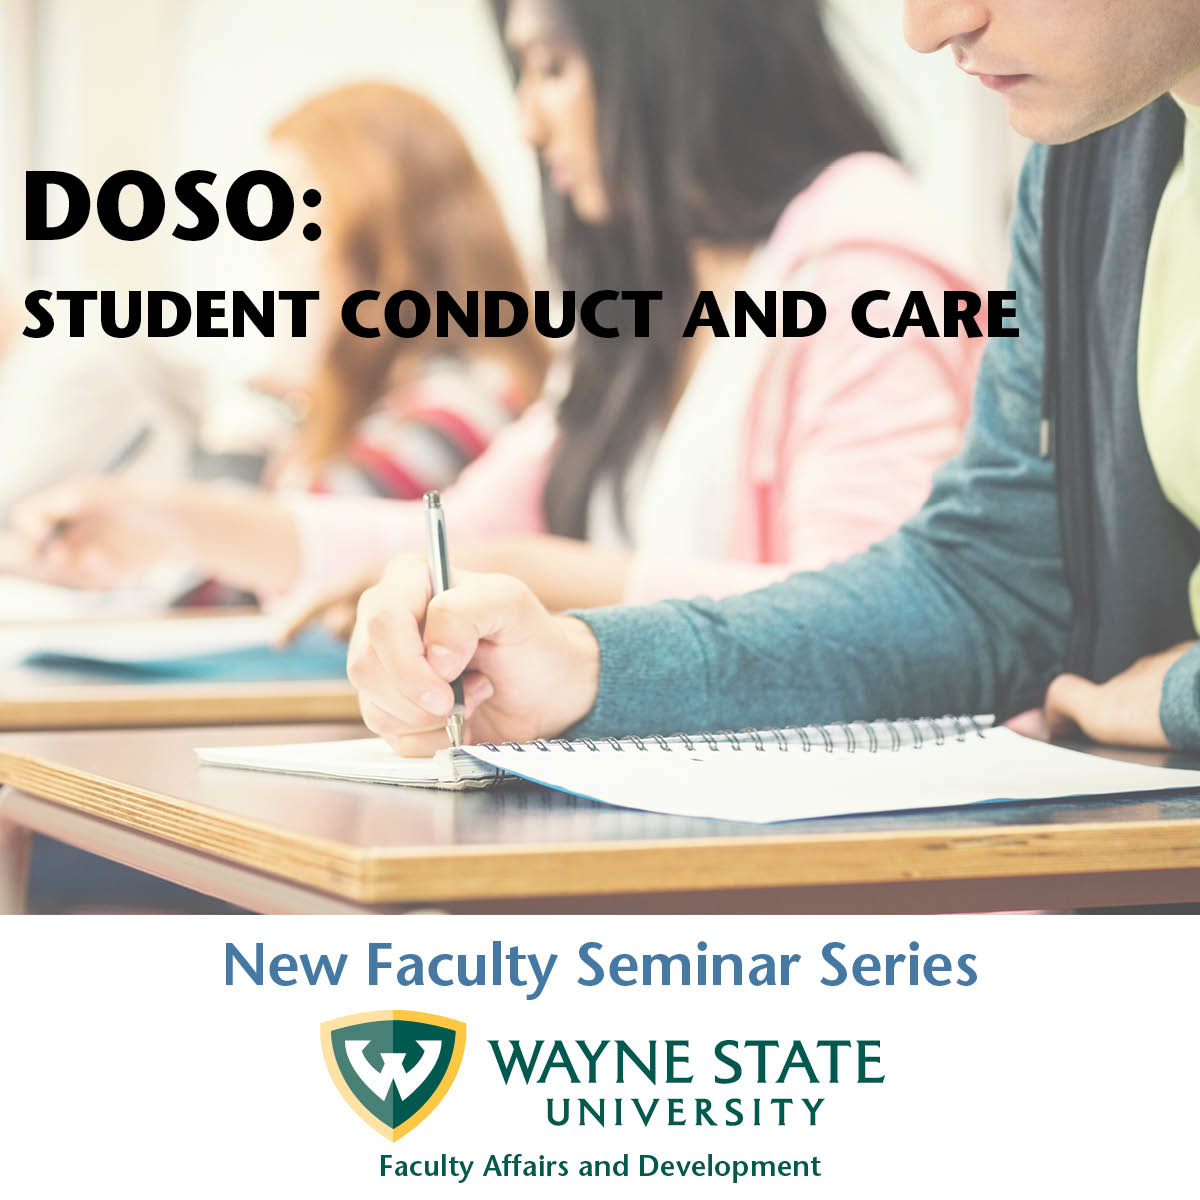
492 0 890 537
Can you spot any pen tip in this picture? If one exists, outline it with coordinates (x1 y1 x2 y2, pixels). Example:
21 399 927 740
446 712 465 749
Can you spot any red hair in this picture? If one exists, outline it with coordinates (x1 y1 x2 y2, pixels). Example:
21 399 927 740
271 83 548 464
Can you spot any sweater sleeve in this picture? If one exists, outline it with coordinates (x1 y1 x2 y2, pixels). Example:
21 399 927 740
623 251 976 604
1162 644 1200 750
572 145 1073 737
762 255 975 568
277 402 556 604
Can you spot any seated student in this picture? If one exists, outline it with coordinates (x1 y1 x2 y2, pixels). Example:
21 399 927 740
324 0 1200 758
18 84 549 913
258 82 547 500
0 339 197 527
8 0 981 615
2 84 546 538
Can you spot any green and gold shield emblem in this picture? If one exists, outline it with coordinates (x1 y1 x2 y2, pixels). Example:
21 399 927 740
321 1010 466 1141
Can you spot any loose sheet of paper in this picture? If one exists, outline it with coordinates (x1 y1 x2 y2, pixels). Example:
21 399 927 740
0 577 165 624
198 737 497 788
0 613 284 665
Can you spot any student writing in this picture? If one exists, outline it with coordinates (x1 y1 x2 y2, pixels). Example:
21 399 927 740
4 83 548 591
330 0 1200 757
9 0 981 615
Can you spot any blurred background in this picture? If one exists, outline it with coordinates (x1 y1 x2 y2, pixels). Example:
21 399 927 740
0 0 1034 912
0 0 1026 612
3 0 1023 294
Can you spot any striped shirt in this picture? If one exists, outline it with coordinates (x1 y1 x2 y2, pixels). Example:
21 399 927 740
283 355 520 500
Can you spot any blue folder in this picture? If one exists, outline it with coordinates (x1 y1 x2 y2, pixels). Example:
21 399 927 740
23 628 349 683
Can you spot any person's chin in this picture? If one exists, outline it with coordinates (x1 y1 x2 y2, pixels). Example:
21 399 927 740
1003 83 1153 146
1003 96 1094 146
569 187 611 226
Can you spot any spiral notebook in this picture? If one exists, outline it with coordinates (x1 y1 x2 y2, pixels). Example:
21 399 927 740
197 715 1200 823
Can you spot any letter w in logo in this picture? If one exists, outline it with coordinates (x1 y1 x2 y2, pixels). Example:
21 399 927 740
321 1011 466 1140
344 1038 441 1101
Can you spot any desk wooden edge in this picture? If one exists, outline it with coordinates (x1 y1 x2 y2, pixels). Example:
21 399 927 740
0 680 360 729
3 747 1200 904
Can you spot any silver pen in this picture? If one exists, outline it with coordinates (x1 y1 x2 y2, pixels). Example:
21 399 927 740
38 424 153 555
424 491 465 747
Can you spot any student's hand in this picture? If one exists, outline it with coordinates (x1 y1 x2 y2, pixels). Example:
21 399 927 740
0 530 43 577
1043 642 1195 749
8 476 176 588
10 477 300 597
273 564 389 646
348 555 601 755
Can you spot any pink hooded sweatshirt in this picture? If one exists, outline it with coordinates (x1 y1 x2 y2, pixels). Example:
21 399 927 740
281 154 986 607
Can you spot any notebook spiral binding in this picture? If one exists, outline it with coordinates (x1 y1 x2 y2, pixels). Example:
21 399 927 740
481 715 989 755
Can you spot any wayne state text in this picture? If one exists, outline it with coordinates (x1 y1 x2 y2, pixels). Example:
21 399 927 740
488 1035 881 1128
225 939 979 1000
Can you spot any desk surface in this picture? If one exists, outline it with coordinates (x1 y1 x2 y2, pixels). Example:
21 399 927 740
0 664 360 729
3 724 1200 912
0 610 360 729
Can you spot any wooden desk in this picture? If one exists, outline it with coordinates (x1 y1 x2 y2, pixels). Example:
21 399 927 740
3 724 1200 914
0 611 359 729
0 664 360 730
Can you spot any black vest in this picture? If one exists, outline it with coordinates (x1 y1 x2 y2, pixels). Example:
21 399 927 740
1043 96 1200 682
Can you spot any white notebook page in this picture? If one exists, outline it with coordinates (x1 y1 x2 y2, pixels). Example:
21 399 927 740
464 728 1200 822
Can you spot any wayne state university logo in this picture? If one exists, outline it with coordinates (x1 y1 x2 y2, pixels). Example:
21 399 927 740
321 1011 466 1141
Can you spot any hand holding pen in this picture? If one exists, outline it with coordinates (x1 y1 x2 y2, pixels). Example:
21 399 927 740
6 426 159 587
348 552 602 759
36 426 153 554
424 491 466 747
